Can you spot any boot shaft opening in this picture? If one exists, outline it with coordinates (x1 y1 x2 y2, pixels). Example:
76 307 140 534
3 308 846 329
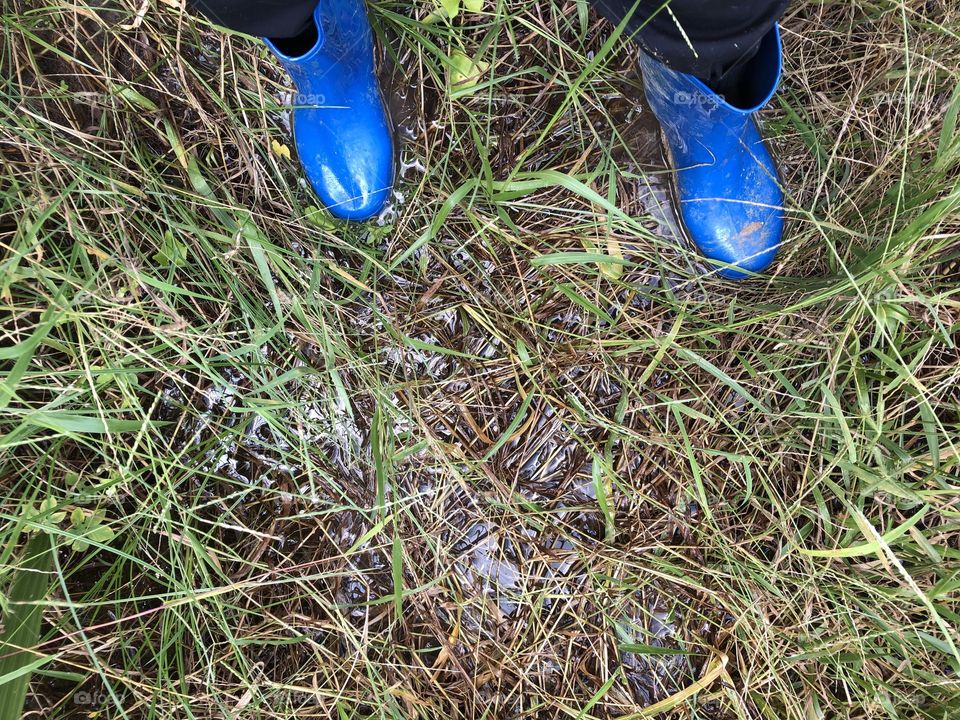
728 26 781 112
269 16 320 59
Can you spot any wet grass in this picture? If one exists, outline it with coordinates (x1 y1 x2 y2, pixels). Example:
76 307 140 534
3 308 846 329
2 0 960 717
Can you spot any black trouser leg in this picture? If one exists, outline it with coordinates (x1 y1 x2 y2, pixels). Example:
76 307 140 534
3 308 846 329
189 0 318 38
188 1 788 81
589 0 789 87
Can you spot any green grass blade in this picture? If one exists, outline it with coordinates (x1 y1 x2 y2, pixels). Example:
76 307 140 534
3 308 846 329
0 533 54 720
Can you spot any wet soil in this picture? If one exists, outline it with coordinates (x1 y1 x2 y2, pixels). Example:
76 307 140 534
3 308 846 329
14 4 717 717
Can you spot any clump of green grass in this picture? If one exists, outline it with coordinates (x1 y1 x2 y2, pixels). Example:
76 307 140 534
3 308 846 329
1 0 959 718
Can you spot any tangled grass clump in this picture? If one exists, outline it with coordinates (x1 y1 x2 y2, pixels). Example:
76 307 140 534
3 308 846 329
1 0 959 718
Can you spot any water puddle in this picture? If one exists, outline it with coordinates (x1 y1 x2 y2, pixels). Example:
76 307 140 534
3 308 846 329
142 16 703 714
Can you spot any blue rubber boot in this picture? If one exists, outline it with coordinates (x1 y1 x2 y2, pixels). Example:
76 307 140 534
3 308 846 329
639 27 784 279
264 1 393 221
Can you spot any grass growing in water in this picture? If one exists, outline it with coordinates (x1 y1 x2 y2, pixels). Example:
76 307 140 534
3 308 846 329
1 0 959 717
